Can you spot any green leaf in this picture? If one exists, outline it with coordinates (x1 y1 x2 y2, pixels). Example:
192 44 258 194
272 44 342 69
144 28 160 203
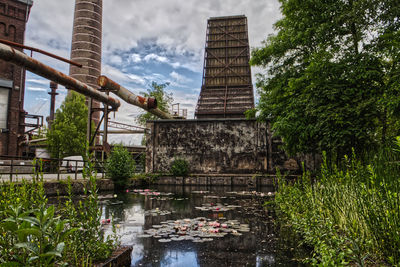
40 250 62 258
56 242 65 253
21 216 40 226
27 256 39 263
15 228 42 237
15 242 39 255
1 221 18 232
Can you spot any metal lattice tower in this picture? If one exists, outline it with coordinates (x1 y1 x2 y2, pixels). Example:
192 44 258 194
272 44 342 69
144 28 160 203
195 15 254 119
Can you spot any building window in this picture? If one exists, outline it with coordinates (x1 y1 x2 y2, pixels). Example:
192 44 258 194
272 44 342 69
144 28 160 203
0 87 9 129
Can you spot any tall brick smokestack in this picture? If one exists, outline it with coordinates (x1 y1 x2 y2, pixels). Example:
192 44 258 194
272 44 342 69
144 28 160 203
69 0 102 128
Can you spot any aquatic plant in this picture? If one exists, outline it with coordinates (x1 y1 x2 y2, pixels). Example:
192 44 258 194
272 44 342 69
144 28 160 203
275 146 400 266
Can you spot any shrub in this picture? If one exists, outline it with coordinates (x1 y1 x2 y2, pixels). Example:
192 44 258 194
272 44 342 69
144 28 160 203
170 158 189 177
106 145 135 188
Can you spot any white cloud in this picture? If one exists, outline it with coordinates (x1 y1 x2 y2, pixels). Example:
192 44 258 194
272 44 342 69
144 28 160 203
26 0 281 71
109 55 123 65
26 79 48 85
144 53 168 63
102 64 131 83
127 74 146 85
130 54 141 63
170 71 192 84
24 0 281 142
27 87 47 92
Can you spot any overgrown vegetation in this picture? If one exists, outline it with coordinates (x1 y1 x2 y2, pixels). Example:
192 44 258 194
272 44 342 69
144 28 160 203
0 159 118 266
106 145 135 189
170 158 189 177
251 0 400 159
275 145 400 265
252 2 400 263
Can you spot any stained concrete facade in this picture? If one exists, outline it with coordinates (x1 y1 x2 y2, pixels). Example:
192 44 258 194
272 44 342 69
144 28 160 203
146 119 306 176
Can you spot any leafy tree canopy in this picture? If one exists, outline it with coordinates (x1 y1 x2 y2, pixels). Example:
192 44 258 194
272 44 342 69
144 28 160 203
136 82 173 126
251 0 400 158
46 92 88 159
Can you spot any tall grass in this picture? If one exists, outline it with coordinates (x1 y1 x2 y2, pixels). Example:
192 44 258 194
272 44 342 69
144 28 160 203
275 147 400 266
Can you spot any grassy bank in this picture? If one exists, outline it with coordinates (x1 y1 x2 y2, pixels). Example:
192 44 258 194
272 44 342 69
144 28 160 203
275 149 400 266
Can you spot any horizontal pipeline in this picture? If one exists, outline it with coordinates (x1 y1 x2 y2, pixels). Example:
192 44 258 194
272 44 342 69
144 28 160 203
97 75 173 119
0 43 120 110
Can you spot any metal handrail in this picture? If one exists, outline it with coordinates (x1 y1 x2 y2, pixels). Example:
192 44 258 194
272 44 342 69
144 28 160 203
0 156 106 182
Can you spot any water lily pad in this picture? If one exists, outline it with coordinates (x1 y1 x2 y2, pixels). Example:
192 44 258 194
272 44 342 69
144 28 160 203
171 236 185 241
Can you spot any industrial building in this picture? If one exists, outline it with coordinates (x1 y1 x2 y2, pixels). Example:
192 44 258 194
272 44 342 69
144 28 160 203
0 0 33 156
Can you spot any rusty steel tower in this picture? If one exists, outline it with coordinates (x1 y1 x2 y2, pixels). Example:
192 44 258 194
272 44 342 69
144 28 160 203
69 0 102 130
195 15 254 119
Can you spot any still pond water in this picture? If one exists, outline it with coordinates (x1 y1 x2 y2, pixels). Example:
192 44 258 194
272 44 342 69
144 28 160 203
100 185 306 267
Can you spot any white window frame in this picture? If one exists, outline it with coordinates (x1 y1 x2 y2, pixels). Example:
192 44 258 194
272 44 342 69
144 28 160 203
0 79 13 130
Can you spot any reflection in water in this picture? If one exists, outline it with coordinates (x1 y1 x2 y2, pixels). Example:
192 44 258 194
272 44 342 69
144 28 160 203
101 186 306 266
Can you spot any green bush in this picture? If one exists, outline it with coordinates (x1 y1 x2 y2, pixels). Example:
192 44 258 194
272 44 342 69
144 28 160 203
106 145 135 188
170 158 189 177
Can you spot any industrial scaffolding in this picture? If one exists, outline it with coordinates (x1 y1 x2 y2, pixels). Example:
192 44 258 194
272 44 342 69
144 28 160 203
195 15 255 119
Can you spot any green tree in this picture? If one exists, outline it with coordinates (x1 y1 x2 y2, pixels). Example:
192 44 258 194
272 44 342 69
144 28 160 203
251 0 400 158
136 81 173 126
46 92 88 159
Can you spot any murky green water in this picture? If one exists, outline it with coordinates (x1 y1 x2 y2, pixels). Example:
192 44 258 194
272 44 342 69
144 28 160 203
100 185 306 266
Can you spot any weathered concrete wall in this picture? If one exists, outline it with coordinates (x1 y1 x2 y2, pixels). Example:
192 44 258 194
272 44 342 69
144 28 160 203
146 119 306 175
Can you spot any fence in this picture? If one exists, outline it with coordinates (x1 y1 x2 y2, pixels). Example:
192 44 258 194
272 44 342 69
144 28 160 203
0 155 106 182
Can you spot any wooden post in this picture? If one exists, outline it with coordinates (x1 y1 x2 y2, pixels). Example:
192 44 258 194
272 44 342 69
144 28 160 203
57 159 60 181
9 159 13 182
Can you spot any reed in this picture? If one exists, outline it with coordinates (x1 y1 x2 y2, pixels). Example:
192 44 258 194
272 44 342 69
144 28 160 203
275 147 400 266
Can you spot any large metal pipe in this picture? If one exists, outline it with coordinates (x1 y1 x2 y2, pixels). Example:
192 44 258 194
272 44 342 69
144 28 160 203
0 43 120 110
97 75 173 119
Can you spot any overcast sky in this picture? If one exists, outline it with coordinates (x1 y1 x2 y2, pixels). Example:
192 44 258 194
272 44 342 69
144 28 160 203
24 0 281 145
